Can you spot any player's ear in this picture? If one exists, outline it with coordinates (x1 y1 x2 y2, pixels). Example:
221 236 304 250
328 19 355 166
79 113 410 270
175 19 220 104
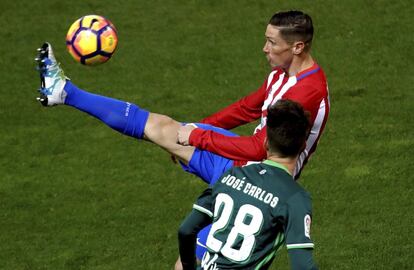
292 41 305 55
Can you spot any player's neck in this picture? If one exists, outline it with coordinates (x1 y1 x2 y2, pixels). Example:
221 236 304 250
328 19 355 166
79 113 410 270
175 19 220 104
287 54 314 77
266 154 297 175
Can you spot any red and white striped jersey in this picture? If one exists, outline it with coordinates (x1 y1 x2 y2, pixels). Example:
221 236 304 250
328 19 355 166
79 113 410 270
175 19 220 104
190 62 330 178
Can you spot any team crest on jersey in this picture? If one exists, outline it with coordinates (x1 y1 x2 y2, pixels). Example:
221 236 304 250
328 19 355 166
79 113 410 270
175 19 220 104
304 214 311 239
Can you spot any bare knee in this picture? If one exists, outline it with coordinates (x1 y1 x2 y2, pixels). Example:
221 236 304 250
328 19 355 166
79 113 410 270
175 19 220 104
143 113 194 163
144 113 181 144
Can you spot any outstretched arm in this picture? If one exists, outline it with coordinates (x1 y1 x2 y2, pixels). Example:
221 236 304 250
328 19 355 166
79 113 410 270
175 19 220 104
200 81 267 129
178 124 267 161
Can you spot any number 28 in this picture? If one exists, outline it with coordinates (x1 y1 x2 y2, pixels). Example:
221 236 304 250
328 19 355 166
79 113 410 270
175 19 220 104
206 193 264 262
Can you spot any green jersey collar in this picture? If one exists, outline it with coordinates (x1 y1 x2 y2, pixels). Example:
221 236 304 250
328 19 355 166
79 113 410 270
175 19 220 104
263 160 291 176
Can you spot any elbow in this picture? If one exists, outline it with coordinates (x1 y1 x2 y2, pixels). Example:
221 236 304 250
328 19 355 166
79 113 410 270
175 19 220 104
178 223 196 242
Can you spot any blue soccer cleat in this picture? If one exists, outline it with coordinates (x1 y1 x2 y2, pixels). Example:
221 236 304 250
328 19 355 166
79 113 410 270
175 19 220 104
35 42 68 106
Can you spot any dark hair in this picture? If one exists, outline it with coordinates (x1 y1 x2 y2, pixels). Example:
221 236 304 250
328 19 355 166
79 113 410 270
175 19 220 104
266 99 310 157
269 11 314 51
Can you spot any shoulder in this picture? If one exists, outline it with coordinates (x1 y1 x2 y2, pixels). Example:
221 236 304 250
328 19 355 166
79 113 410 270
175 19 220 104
286 187 312 208
265 169 310 204
261 164 302 197
285 70 328 105
295 82 327 96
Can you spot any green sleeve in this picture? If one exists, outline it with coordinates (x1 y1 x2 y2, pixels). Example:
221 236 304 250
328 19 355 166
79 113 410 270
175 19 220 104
285 191 314 249
288 248 318 270
178 199 213 270
193 187 213 216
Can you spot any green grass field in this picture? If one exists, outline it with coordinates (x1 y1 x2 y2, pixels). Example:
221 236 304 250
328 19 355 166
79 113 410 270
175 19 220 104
0 0 413 269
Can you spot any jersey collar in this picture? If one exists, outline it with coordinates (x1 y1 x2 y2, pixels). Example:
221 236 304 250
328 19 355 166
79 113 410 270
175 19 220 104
295 62 320 81
263 160 291 176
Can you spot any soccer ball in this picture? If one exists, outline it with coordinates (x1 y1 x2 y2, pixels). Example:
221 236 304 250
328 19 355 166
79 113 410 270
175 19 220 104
66 15 118 65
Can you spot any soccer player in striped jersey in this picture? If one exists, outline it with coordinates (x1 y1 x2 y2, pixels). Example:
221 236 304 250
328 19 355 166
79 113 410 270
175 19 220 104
177 11 329 179
178 99 318 269
35 10 328 267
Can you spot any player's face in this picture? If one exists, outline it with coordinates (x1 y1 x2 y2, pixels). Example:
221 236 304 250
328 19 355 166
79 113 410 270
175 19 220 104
263 25 294 69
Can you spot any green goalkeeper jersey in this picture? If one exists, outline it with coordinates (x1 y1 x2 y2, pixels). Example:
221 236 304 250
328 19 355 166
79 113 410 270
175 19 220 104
193 160 314 269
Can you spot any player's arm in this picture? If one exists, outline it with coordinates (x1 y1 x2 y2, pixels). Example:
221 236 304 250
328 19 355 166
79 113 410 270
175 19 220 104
288 248 318 270
188 125 267 161
178 188 213 270
200 81 267 129
284 191 318 269
178 209 211 270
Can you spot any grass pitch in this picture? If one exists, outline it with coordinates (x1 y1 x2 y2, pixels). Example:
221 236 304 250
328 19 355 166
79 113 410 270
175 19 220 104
0 0 412 269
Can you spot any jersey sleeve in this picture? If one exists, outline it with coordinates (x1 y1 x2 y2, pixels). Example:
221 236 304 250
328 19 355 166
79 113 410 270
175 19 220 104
193 187 214 217
178 207 213 270
284 191 314 250
189 125 267 161
200 81 267 129
179 188 215 270
287 249 318 270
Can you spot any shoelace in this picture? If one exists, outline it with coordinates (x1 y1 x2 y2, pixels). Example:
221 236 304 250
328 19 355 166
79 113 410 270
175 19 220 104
37 57 61 95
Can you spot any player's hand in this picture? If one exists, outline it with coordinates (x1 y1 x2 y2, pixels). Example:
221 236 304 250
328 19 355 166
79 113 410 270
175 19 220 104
177 124 196 146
